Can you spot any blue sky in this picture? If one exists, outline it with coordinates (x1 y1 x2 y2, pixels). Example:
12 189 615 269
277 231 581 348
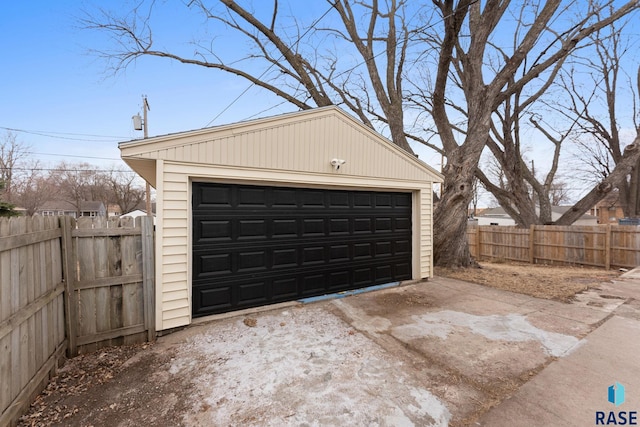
0 1 305 170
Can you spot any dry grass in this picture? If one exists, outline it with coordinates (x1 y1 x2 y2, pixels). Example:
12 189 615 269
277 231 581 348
435 262 622 302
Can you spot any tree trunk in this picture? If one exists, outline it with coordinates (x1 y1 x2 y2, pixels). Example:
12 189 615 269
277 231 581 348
632 159 640 216
433 151 477 267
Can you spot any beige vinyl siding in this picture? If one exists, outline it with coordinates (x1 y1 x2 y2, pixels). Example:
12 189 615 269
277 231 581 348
420 189 433 278
158 167 190 330
121 108 439 183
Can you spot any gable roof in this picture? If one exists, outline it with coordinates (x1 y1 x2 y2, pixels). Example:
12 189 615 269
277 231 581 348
119 106 443 187
39 200 105 212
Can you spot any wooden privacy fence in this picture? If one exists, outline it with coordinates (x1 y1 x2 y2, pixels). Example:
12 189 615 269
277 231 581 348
468 224 640 269
1 215 155 427
0 217 65 427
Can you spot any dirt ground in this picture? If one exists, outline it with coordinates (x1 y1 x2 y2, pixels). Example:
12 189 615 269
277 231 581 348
435 262 622 302
19 263 621 427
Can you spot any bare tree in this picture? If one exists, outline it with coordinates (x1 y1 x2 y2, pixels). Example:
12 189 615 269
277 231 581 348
105 167 146 214
427 0 638 264
549 181 572 206
554 14 640 219
0 131 30 202
83 0 640 266
11 160 53 216
49 162 107 217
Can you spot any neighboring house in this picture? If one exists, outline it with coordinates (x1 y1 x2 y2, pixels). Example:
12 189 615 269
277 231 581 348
107 204 122 218
477 206 598 226
121 209 156 225
120 106 443 332
37 200 106 218
589 191 625 224
476 207 517 226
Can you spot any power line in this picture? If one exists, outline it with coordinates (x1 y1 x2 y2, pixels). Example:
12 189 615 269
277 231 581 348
241 101 289 121
203 2 338 127
27 151 121 161
0 126 128 142
11 167 137 174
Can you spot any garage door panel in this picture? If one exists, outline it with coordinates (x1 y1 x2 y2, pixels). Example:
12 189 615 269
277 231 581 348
238 219 267 239
354 218 372 233
272 277 298 299
301 190 324 207
192 183 412 316
330 244 349 261
273 189 297 206
329 192 349 207
354 268 373 286
353 193 372 207
272 219 298 237
329 271 350 289
199 253 232 276
194 286 232 314
195 186 232 208
395 262 411 277
273 248 298 268
375 217 392 232
375 241 392 256
197 220 232 242
302 274 326 294
237 251 267 272
375 265 393 282
238 282 268 305
302 218 325 235
302 246 325 264
329 218 350 233
237 187 267 206
354 243 372 259
395 239 411 255
396 217 411 231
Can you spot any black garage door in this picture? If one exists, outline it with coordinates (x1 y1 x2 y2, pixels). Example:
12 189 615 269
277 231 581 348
192 182 412 317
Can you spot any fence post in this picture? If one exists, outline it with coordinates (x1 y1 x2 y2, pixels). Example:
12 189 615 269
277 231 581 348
529 225 535 265
140 216 156 342
604 224 611 270
60 216 78 356
476 226 482 261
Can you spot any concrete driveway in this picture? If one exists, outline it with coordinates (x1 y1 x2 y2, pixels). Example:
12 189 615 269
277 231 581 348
145 272 638 427
36 273 640 427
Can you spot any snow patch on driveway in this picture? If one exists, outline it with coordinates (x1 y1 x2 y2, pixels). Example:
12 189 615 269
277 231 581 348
391 310 581 357
170 306 450 426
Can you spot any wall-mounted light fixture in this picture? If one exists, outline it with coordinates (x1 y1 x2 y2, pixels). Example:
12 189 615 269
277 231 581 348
330 158 346 170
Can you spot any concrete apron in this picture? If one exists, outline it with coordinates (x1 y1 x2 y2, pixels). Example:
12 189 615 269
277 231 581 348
327 274 639 426
476 273 640 427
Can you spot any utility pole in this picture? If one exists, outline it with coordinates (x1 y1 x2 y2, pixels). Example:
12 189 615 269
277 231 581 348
132 96 152 217
142 96 152 217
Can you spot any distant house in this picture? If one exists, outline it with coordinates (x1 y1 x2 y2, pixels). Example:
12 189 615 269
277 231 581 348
37 200 106 218
590 191 625 224
121 209 156 225
476 207 517 226
107 204 122 218
476 206 598 226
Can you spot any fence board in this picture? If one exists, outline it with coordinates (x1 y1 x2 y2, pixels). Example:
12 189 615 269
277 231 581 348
0 334 10 413
70 216 153 355
469 224 640 269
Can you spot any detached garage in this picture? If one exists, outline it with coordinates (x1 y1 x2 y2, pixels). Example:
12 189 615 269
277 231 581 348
119 106 442 332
